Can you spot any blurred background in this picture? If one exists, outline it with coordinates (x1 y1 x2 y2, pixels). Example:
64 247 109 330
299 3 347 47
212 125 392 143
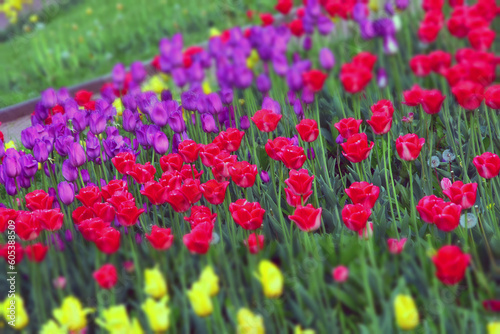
0 0 274 109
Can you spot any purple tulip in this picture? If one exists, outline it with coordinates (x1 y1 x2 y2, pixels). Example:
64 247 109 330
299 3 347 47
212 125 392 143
153 131 169 155
188 62 204 83
57 87 70 104
72 111 88 132
58 181 75 205
383 35 399 55
161 90 173 102
395 0 409 10
150 102 169 127
122 109 138 133
272 55 289 76
385 1 395 15
319 48 335 71
112 63 126 87
303 36 313 51
86 132 101 161
19 154 37 178
68 142 86 167
317 15 334 35
130 61 146 83
65 229 73 242
33 139 49 163
220 88 233 104
287 69 303 92
206 93 222 115
0 141 4 159
5 177 17 196
181 90 199 111
201 114 218 133
81 170 90 184
61 160 77 182
89 112 106 135
262 97 281 115
41 88 57 109
377 68 388 88
122 94 137 111
307 147 315 160
293 100 304 119
136 92 158 116
256 74 271 94
168 110 186 133
301 87 314 105
18 175 31 189
240 116 250 130
233 66 253 89
260 171 270 184
336 134 344 144
43 162 56 178
4 155 21 178
359 19 376 40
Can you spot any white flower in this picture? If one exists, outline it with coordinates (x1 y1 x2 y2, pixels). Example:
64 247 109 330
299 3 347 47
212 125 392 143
428 156 440 168
460 213 477 229
442 149 456 162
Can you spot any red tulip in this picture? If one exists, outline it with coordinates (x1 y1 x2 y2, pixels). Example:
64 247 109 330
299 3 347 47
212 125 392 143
93 264 118 289
116 203 145 226
289 204 322 232
75 186 102 208
179 164 204 180
284 188 312 207
340 133 374 163
345 182 380 209
78 218 110 242
25 243 48 262
473 152 500 179
107 191 135 210
289 19 304 37
184 206 217 229
295 119 319 142
213 152 238 178
229 199 265 230
183 222 213 254
395 134 425 161
251 109 282 132
265 137 292 161
416 195 445 224
285 169 315 197
95 227 121 254
443 181 477 209
260 13 274 26
334 118 363 139
387 238 407 254
127 162 156 184
180 178 203 204
218 128 245 152
159 172 183 191
482 300 500 313
340 64 373 94
302 70 328 93
351 52 378 71
275 0 292 15
418 16 442 43
229 161 258 188
140 181 167 205
432 245 470 285
245 233 265 254
165 190 191 213
366 112 392 135
468 27 495 51
159 153 184 173
211 166 227 183
112 152 136 175
1 242 24 265
0 208 18 233
432 201 462 232
72 206 95 225
200 180 229 205
429 50 452 74
402 85 424 107
358 221 373 240
33 209 64 231
25 190 54 211
409 55 432 77
75 90 93 106
421 89 446 114
278 145 307 170
101 180 128 200
332 265 349 283
15 211 41 241
178 140 201 163
341 204 371 232
451 80 484 110
370 100 394 117
145 226 174 250
91 202 116 223
485 85 500 109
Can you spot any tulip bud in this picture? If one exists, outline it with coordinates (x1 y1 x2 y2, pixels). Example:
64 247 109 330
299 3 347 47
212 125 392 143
332 265 349 283
394 294 419 330
260 171 270 183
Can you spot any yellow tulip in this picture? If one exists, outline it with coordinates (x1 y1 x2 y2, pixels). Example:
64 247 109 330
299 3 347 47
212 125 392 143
29 14 38 22
97 305 144 334
246 50 260 69
142 76 167 94
209 27 221 37
113 98 124 117
488 322 500 334
53 296 93 331
198 266 219 297
294 325 315 334
3 295 29 330
255 260 284 298
187 281 213 317
202 81 212 94
236 308 265 334
368 0 379 12
5 141 16 150
144 267 167 299
142 297 170 332
40 320 66 334
394 294 419 330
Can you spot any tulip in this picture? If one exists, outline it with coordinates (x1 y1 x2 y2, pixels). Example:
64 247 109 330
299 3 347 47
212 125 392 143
94 227 121 254
15 211 41 241
432 245 470 285
160 153 184 173
34 208 64 231
187 281 213 317
340 133 374 163
141 181 167 205
421 89 446 114
98 305 143 333
295 119 319 142
93 264 118 289
178 140 201 163
402 85 423 106
165 190 191 213
432 201 462 232
26 189 54 211
319 48 335 71
278 145 307 169
218 128 245 152
0 208 18 233
260 171 270 184
409 55 432 77
485 85 500 109
251 109 282 132
367 112 392 135
245 233 265 254
76 186 102 208
57 181 75 205
25 243 49 262
0 242 24 265
468 27 495 52
396 134 425 161
289 204 322 232
180 178 203 204
112 152 136 175
53 296 93 331
198 266 219 297
255 260 283 298
229 199 265 230
345 182 380 209
376 67 388 88
488 322 500 334
142 297 170 332
265 137 292 161
371 99 394 116
229 161 258 188
68 142 86 167
236 308 265 333
394 294 419 330
183 222 213 254
429 50 451 74
127 162 156 184
443 181 477 209
3 295 29 330
451 81 484 110
341 204 371 232
200 179 229 205
144 266 167 299
387 238 407 254
334 118 363 139
473 152 500 179
332 265 349 283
